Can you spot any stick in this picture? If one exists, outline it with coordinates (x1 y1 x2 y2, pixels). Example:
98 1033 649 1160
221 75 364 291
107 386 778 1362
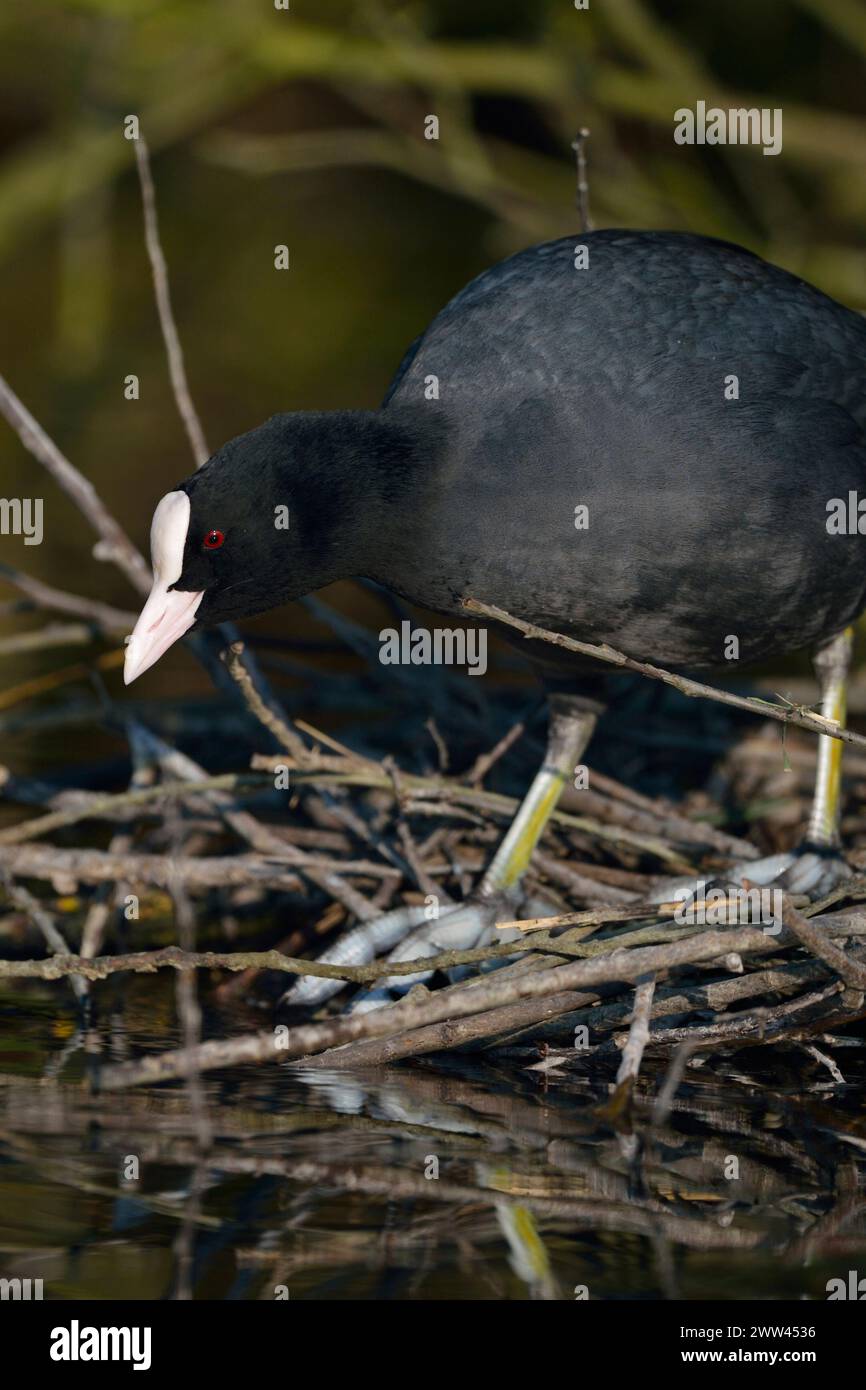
97 925 799 1089
251 754 695 868
496 891 806 935
0 843 298 894
781 896 866 992
0 375 151 595
0 773 266 846
571 127 593 233
3 880 86 1003
462 597 866 752
0 622 99 658
133 137 209 469
0 939 521 985
222 641 308 760
300 986 602 1069
615 973 656 1087
0 566 137 634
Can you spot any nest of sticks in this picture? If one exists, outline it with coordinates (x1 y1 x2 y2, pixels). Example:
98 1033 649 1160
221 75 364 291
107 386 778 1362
3 136 866 1105
4 609 866 1101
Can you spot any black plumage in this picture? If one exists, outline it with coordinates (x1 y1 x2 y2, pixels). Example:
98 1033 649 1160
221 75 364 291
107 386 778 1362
132 229 866 685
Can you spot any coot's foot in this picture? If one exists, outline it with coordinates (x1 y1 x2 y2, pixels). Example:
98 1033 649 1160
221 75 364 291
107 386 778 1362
283 697 598 1014
347 892 522 1014
653 841 852 914
733 841 853 900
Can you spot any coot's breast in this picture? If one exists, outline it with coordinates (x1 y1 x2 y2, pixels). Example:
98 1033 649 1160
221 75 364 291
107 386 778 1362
381 231 866 671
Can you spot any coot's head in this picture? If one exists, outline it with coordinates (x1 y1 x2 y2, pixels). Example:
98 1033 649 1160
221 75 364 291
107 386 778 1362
123 411 386 684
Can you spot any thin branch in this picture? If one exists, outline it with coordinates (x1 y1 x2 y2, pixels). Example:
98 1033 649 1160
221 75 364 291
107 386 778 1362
250 753 695 869
133 136 209 468
298 985 601 1069
3 880 86 1002
571 127 593 233
615 973 656 1087
463 597 866 751
31 843 264 893
222 641 309 760
0 622 97 658
0 773 266 846
0 566 137 634
0 938 534 985
0 374 151 595
98 925 808 1090
650 1039 707 1128
781 896 866 992
466 718 526 785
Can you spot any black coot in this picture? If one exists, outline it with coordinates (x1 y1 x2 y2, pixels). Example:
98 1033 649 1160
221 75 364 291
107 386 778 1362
124 230 866 996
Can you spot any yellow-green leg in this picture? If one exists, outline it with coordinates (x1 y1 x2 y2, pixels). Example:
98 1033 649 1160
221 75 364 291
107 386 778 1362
478 695 598 900
806 627 853 847
724 626 855 899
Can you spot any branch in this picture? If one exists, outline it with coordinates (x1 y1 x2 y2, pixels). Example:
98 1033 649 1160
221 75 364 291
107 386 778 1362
0 565 137 634
781 896 866 992
250 753 695 869
0 374 151 595
463 598 866 751
98 925 805 1089
0 622 97 657
0 843 302 893
222 641 309 760
0 772 266 846
614 973 656 1089
3 879 86 1002
133 136 209 468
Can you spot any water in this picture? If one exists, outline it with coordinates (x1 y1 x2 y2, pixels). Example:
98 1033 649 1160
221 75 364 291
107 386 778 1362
3 975 866 1300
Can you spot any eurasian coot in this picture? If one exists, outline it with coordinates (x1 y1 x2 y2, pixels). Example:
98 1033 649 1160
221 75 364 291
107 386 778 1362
124 229 866 1003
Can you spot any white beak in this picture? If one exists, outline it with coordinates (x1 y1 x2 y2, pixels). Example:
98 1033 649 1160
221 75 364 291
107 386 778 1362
123 490 204 685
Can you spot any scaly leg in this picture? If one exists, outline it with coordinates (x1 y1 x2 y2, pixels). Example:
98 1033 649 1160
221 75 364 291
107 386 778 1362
478 695 599 898
656 628 855 906
806 627 852 848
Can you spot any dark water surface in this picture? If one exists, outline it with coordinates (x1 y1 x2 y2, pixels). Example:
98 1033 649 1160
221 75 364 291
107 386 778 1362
3 975 866 1301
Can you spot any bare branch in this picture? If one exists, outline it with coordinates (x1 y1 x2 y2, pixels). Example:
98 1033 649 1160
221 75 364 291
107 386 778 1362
463 597 866 751
0 565 137 634
133 136 210 468
615 973 656 1087
98 924 810 1090
0 374 151 595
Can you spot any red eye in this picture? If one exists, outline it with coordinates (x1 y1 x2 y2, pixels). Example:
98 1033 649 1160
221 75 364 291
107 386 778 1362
203 529 225 550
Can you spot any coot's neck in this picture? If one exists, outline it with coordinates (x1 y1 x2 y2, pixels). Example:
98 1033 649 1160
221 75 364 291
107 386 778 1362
281 407 445 586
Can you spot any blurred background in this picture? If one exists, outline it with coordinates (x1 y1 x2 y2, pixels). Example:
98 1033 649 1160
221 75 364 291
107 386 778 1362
1 0 866 775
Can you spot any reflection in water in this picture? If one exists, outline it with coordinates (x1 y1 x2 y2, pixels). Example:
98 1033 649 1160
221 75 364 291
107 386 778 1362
1 979 866 1300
